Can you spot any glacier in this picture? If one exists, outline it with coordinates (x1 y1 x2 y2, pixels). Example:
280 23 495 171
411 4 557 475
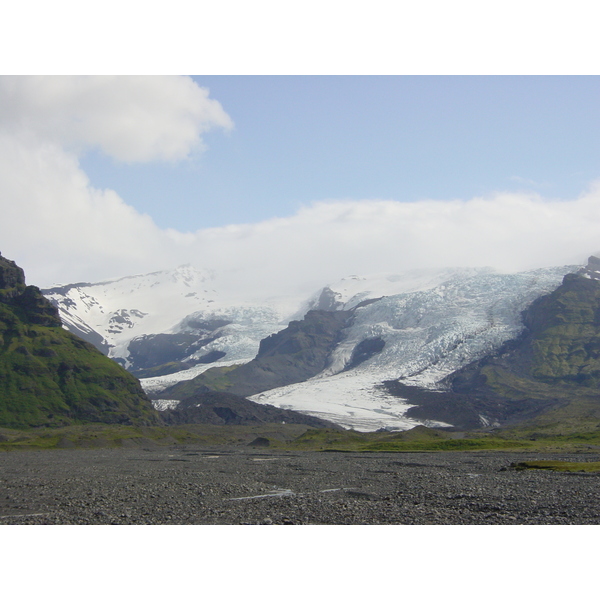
43 265 300 369
249 265 579 431
44 262 581 432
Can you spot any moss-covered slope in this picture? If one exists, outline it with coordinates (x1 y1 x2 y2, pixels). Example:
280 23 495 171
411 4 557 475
0 253 160 428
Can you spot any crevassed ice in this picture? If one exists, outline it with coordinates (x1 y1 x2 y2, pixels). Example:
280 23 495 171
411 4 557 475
251 265 578 431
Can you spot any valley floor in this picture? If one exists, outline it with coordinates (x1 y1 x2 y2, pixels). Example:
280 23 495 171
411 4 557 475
1 448 600 524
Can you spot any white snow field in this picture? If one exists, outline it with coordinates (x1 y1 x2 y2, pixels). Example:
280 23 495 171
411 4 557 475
43 265 296 368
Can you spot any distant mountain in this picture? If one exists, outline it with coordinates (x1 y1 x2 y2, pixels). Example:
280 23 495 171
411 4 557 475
46 257 600 432
0 252 159 428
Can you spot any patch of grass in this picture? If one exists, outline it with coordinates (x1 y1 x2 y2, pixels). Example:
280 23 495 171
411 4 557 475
5 420 600 454
0 422 314 451
287 428 537 452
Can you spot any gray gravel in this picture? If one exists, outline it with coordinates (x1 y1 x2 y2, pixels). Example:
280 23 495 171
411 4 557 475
1 447 600 524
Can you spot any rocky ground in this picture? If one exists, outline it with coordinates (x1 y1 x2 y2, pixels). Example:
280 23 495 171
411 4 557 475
1 447 600 525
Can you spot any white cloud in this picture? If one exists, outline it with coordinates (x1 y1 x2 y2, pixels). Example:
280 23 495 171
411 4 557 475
186 191 600 298
0 75 599 299
2 130 600 294
0 76 233 161
0 132 179 284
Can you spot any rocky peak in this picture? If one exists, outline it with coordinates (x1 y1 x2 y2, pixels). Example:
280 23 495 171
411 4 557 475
311 287 345 311
0 252 26 298
578 255 600 281
0 251 61 327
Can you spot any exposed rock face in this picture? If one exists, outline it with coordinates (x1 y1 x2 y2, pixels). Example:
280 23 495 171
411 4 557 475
128 332 209 370
0 253 62 327
311 287 345 311
579 254 600 280
0 254 25 291
390 257 600 429
345 337 386 371
0 252 160 428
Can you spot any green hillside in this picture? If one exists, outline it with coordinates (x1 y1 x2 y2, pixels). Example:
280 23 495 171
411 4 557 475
0 253 160 428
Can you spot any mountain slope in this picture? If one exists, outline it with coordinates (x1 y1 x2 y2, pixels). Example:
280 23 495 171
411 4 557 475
390 256 600 430
248 265 578 430
160 391 341 429
151 265 577 431
0 252 160 428
42 259 588 432
160 309 353 400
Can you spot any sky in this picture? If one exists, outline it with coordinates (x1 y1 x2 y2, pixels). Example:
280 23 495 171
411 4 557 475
1 74 600 297
81 76 600 231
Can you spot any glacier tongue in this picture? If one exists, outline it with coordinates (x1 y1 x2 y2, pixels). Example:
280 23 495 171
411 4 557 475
250 265 579 431
140 359 250 396
44 261 581 432
250 371 429 432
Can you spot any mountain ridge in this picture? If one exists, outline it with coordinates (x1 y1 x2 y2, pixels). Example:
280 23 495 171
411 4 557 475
42 259 592 432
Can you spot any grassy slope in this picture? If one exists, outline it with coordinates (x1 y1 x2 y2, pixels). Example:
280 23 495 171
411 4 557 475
0 307 159 427
0 253 160 428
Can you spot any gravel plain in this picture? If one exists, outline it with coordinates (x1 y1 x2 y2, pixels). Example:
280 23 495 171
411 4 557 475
1 446 600 525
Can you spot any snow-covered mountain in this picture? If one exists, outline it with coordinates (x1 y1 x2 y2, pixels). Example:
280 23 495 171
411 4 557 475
44 261 582 432
42 265 300 369
43 265 216 356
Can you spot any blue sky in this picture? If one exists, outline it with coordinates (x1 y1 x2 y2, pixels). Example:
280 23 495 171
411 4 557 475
79 76 600 231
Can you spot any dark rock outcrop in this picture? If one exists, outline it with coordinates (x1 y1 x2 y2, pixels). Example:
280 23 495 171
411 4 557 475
124 316 233 372
0 254 62 327
160 391 340 429
345 337 385 371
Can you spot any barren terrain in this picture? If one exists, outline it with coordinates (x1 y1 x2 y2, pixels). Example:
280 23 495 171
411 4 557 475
2 447 600 525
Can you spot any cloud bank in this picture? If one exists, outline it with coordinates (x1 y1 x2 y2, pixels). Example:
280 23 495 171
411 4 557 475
0 76 233 162
0 76 598 299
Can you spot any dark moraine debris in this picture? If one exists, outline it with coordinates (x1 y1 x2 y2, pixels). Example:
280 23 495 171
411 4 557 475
161 391 340 429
